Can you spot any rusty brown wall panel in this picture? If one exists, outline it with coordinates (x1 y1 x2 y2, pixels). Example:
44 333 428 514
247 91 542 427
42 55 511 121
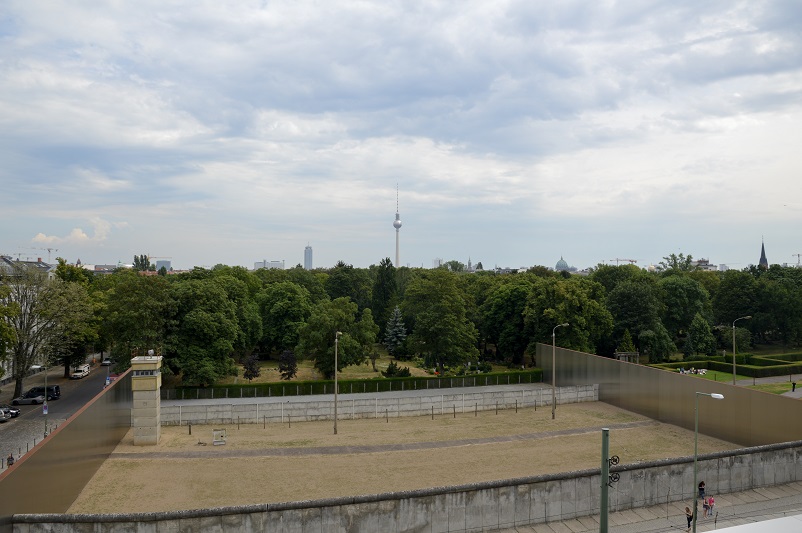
0 370 131 526
537 343 802 447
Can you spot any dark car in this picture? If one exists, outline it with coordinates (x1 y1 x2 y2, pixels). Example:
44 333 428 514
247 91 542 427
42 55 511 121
0 404 21 418
26 385 60 401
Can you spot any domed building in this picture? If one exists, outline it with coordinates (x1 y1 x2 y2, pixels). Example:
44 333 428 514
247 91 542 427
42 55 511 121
555 257 570 272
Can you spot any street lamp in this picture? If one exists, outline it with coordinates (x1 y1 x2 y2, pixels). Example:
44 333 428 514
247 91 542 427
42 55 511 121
693 391 724 533
732 316 751 385
552 323 569 420
333 331 342 435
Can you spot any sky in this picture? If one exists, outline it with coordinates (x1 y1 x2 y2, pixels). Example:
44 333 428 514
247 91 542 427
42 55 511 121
2 1 801 271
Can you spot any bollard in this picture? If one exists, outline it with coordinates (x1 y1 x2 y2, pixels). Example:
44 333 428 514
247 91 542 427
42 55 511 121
238 417 240 430
516 400 518 413
189 423 192 435
386 409 389 423
264 416 266 429
475 403 477 417
453 405 456 419
432 406 434 420
288 414 291 429
495 402 498 415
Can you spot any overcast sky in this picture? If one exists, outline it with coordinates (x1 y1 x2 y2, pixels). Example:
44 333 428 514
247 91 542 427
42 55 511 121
2 1 801 271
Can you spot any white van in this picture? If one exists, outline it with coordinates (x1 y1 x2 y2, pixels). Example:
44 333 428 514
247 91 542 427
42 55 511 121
70 363 90 379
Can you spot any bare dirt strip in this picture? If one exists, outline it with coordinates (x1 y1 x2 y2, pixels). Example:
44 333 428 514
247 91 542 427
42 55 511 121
68 402 740 514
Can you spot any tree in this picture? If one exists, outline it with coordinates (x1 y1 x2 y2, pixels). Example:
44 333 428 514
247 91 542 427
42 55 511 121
295 297 372 378
523 277 613 354
370 257 397 337
210 274 262 359
166 278 239 386
256 281 313 355
443 260 465 272
476 262 483 270
383 306 407 357
619 329 636 353
132 254 154 272
99 270 172 364
382 361 411 378
54 258 94 285
242 353 261 382
402 270 479 374
713 270 758 325
658 275 710 339
606 279 662 347
278 349 298 380
481 278 533 365
1 263 93 398
657 253 696 272
325 261 372 311
638 323 676 363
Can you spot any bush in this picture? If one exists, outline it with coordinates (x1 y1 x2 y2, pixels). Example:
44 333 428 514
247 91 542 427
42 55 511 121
382 361 411 378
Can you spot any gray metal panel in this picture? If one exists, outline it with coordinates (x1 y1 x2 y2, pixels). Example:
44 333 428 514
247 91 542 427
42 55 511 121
537 343 802 446
0 370 131 524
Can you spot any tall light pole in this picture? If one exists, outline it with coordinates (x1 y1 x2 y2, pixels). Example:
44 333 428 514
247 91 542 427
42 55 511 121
333 331 342 435
552 323 569 420
732 316 751 385
693 391 724 533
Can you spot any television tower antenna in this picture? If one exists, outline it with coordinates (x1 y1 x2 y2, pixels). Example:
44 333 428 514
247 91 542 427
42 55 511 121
794 253 801 267
393 184 402 267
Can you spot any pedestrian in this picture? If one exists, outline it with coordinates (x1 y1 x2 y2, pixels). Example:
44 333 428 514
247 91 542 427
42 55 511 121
698 480 705 498
708 495 715 516
702 496 710 517
6 453 14 466
685 506 693 531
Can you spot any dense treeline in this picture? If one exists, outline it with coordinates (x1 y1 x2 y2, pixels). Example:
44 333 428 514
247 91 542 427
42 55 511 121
3 254 802 390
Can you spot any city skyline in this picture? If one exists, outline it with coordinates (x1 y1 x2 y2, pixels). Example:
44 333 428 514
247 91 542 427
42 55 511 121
2 3 801 271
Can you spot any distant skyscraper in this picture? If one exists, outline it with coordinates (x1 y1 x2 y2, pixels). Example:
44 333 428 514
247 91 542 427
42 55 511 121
759 239 768 269
393 185 402 267
304 244 313 270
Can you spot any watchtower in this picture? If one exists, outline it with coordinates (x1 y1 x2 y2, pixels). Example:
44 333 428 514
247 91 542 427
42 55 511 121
131 350 163 445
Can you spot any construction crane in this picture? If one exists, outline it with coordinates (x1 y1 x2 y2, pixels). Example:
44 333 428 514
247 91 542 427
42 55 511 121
610 258 637 266
794 254 801 267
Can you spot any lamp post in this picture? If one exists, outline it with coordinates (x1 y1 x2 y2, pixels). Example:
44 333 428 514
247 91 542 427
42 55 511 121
732 316 751 385
552 323 569 420
693 391 724 533
333 331 342 435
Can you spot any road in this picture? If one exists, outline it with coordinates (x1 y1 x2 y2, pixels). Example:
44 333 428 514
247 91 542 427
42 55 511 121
1 362 110 466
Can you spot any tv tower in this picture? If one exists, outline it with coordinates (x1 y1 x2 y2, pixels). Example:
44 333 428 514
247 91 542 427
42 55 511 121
393 185 402 267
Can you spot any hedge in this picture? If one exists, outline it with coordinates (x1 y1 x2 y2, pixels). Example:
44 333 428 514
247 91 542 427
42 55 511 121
163 370 544 401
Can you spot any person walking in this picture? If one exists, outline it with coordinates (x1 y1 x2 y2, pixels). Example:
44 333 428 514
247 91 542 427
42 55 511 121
685 506 693 531
6 453 14 466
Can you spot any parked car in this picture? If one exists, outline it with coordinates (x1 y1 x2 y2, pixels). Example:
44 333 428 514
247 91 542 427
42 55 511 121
70 364 91 379
0 404 21 418
0 410 9 423
101 358 113 366
26 385 60 400
12 394 45 405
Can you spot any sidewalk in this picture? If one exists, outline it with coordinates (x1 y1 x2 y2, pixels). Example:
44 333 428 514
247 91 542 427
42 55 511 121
498 481 802 532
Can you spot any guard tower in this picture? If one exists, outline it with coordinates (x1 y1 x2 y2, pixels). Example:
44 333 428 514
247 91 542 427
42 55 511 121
131 350 163 446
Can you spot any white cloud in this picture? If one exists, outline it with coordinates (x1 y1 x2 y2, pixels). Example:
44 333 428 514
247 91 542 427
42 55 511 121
1 0 801 269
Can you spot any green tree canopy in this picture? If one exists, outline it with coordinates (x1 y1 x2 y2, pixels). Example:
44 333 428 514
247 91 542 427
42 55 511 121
166 278 239 386
295 297 373 378
402 270 479 374
257 281 313 355
523 277 613 354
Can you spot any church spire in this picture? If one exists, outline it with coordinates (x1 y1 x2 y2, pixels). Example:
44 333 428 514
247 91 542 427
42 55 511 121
759 238 768 270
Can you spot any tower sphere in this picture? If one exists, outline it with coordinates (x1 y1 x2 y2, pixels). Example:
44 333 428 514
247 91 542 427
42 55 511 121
393 216 402 229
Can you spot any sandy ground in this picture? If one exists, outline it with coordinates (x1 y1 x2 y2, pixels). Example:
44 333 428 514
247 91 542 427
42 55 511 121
68 402 740 514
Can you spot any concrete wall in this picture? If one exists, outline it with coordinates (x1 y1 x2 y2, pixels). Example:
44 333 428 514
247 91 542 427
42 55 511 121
11 441 802 532
537 344 802 447
160 385 598 425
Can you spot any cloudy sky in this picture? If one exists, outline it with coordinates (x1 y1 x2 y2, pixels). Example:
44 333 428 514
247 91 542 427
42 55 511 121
2 1 801 271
